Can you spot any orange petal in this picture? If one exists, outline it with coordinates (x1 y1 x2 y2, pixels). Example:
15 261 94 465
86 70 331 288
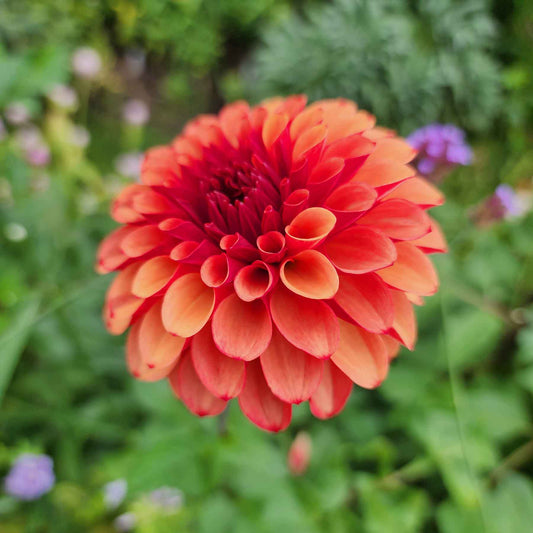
168 350 227 416
131 256 178 298
138 301 186 369
331 320 389 389
200 253 239 288
191 325 245 400
162 273 215 337
377 242 439 296
96 226 136 274
410 218 448 253
389 290 417 350
260 329 323 404
335 273 394 333
262 112 289 151
141 146 181 187
357 199 431 241
126 322 175 382
324 226 397 274
280 250 339 299
370 138 416 164
324 182 377 214
257 231 286 263
385 176 444 208
234 261 274 302
292 124 327 161
380 335 401 360
104 263 144 335
238 359 292 432
270 285 339 358
111 184 146 224
309 359 352 419
212 294 272 361
120 225 166 258
353 160 415 188
285 207 336 252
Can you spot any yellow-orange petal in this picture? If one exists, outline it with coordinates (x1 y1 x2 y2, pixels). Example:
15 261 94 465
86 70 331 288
377 242 439 296
285 207 336 252
131 256 178 298
162 273 215 337
331 320 389 389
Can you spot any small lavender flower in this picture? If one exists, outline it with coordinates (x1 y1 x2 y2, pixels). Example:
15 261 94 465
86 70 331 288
407 123 472 178
149 486 184 512
114 512 136 532
47 84 79 110
5 103 30 125
72 47 102 79
487 185 529 220
115 152 144 180
122 99 150 126
4 453 55 500
103 479 128 509
15 126 43 151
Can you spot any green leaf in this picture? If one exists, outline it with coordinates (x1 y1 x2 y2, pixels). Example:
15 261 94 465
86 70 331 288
0 297 40 405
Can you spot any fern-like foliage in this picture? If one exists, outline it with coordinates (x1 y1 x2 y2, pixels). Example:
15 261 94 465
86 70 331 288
246 0 502 134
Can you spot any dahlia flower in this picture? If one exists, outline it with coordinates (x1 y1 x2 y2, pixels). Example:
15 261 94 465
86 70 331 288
97 96 446 432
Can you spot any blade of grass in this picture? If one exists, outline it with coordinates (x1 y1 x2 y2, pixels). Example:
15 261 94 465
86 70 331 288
0 297 40 406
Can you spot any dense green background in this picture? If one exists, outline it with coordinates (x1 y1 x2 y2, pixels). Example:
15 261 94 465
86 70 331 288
1 0 533 531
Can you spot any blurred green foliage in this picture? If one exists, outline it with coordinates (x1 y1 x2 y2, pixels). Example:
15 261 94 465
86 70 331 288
1 0 533 532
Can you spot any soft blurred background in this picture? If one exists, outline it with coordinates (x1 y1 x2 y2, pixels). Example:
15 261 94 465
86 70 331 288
1 0 533 531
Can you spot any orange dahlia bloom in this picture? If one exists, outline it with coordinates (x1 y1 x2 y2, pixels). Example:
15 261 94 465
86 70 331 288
97 96 446 432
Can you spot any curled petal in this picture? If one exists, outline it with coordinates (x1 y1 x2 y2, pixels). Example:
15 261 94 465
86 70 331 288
377 242 439 296
324 182 377 217
131 256 178 298
270 285 339 358
324 226 397 274
262 112 289 151
162 273 215 337
170 240 219 264
357 199 431 241
389 290 417 350
282 189 310 225
261 329 323 404
257 231 286 263
280 250 339 299
138 301 186 370
285 207 336 252
292 124 327 162
212 294 272 360
234 261 275 302
191 325 245 400
200 253 241 288
126 322 175 382
334 273 394 333
169 350 227 416
238 360 292 432
309 359 352 419
331 320 389 389
220 233 259 262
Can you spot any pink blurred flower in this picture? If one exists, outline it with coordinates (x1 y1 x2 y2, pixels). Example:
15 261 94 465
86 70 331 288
26 144 51 167
122 99 150 126
288 432 312 476
72 47 102 79
47 84 78 109
114 152 143 180
5 103 30 125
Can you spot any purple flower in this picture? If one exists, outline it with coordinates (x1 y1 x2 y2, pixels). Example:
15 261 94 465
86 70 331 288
149 486 184 511
103 479 128 509
72 47 102 79
4 453 55 500
5 103 30 125
122 99 150 126
47 84 79 110
407 123 472 177
487 185 528 220
115 152 144 180
114 512 136 532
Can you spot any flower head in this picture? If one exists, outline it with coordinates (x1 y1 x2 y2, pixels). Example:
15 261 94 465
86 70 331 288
4 453 55 500
104 479 128 509
407 123 472 179
288 431 312 475
5 102 30 125
97 96 446 431
47 84 78 110
72 47 102 79
115 152 144 180
149 486 184 511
